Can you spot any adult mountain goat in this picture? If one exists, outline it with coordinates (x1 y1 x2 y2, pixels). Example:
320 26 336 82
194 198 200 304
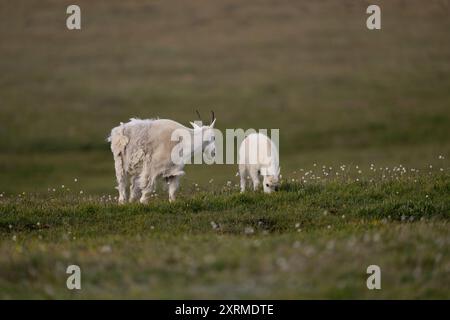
239 133 280 193
108 112 216 204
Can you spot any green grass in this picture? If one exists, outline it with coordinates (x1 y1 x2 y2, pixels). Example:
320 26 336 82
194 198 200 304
1 1 450 193
0 0 449 299
0 173 449 299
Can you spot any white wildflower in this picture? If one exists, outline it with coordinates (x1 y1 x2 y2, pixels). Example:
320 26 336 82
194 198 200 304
100 245 112 253
244 227 254 235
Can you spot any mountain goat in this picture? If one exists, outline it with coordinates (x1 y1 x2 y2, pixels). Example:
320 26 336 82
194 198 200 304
108 112 216 204
239 133 280 193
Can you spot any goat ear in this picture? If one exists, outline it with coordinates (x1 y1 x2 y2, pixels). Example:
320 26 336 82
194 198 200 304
190 122 200 129
210 118 216 128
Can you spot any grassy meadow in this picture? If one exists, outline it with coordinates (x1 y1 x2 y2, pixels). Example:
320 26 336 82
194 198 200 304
0 0 449 298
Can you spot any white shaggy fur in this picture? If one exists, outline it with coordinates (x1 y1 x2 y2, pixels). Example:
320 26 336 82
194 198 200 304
108 117 216 204
239 133 280 193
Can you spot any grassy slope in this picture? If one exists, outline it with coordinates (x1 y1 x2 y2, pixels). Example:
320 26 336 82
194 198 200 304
0 173 448 299
1 0 450 193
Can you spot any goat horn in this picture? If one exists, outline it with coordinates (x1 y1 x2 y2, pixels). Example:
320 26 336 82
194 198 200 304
195 110 202 122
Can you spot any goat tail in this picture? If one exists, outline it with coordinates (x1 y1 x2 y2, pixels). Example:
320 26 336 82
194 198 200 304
108 123 129 150
108 123 129 184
